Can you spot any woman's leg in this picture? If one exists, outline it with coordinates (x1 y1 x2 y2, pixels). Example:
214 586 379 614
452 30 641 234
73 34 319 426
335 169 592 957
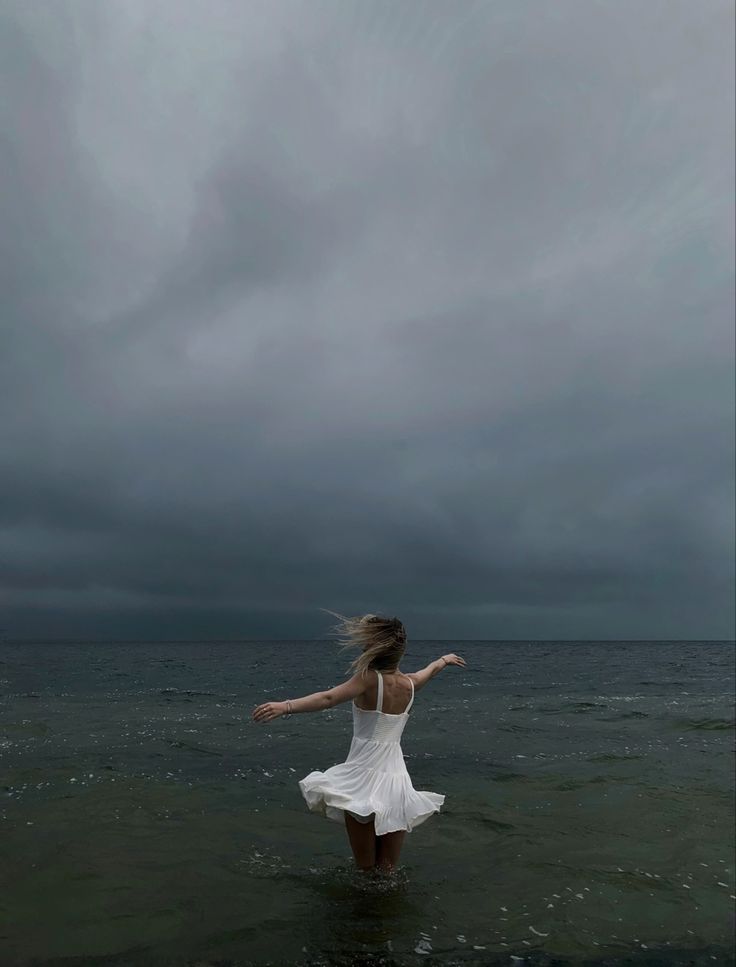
375 829 406 873
343 812 377 871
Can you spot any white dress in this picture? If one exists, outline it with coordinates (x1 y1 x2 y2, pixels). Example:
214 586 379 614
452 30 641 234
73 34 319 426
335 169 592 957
298 669 445 836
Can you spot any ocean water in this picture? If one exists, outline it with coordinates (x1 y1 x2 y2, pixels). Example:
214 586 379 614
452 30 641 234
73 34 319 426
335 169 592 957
0 639 734 966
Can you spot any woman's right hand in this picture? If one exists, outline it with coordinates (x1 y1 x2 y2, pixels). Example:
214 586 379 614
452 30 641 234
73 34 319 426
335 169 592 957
441 653 466 667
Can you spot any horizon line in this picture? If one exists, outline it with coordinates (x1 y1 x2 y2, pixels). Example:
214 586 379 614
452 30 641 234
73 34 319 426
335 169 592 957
1 637 734 645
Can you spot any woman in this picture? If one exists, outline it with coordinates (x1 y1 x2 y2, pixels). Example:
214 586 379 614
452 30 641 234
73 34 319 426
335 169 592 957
251 611 466 875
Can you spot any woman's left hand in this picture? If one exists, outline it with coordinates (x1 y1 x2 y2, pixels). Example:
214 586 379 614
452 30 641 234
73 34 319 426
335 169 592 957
252 701 288 723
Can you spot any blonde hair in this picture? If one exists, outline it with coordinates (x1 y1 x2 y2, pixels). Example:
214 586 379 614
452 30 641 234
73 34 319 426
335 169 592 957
321 609 408 678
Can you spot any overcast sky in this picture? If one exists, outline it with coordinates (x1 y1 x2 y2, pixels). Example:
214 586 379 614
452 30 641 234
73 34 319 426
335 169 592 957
1 0 734 642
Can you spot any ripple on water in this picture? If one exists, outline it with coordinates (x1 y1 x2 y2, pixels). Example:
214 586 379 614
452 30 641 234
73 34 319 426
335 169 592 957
586 752 643 762
600 710 650 720
676 717 735 731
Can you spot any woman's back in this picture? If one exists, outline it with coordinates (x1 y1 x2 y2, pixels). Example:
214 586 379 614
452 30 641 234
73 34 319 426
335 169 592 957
353 669 414 715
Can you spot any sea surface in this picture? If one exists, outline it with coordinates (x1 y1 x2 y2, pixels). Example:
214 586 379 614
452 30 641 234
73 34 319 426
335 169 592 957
0 639 734 966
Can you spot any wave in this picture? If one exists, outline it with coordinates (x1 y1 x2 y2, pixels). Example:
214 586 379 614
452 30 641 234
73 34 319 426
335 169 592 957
159 688 216 698
676 717 735 731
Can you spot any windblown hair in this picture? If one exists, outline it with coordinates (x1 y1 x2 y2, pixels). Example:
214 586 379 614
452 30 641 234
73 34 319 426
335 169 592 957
321 609 408 678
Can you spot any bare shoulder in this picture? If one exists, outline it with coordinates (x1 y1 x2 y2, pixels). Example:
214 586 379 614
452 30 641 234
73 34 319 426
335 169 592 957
323 670 370 707
402 668 432 692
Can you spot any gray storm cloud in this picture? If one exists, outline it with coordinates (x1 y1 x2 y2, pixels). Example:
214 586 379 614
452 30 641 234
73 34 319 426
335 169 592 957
1 0 733 640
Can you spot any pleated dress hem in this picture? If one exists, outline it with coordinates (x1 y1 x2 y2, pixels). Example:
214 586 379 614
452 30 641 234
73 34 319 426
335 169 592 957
299 773 444 835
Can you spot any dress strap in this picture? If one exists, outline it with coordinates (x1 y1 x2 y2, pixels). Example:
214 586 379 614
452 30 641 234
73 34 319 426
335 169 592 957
375 669 383 712
405 676 415 714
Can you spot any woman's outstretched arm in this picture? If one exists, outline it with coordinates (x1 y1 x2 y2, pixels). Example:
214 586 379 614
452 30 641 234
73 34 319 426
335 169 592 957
408 652 466 692
252 672 367 723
